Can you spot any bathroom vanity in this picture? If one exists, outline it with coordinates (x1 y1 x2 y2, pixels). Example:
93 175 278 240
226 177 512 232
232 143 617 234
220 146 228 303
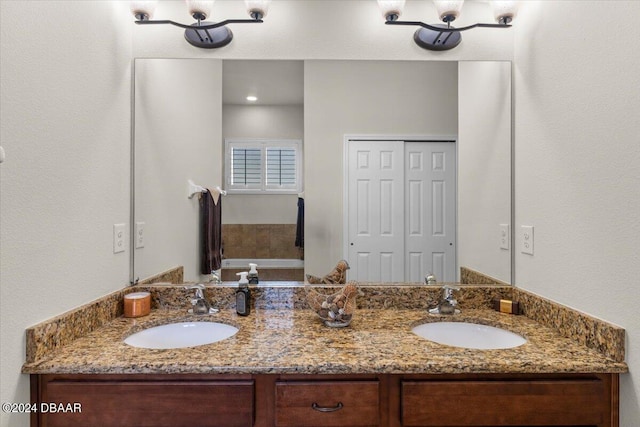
32 372 617 427
24 285 626 427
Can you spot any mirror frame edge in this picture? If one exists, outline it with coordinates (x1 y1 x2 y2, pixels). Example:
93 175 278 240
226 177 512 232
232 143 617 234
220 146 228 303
129 58 137 286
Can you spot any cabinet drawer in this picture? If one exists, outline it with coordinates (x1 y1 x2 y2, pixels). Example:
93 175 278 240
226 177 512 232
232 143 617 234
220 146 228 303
41 380 254 427
401 379 608 426
275 380 379 427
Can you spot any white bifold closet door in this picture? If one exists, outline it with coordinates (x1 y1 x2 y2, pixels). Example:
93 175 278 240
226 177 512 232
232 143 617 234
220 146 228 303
347 140 456 282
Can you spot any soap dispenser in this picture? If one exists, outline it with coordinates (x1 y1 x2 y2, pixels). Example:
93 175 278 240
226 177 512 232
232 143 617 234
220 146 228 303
236 272 251 316
248 263 259 284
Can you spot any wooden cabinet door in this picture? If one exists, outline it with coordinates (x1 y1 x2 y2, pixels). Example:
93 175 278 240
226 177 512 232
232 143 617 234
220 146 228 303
401 378 610 426
40 379 254 427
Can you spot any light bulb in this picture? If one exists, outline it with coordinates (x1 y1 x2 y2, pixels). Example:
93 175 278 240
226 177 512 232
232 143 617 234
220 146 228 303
377 0 406 21
433 0 464 22
185 0 214 20
491 0 519 24
130 0 158 20
245 0 271 19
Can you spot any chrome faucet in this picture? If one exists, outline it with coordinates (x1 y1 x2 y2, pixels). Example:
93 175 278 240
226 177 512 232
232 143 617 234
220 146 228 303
428 284 460 315
209 270 222 284
425 273 437 285
185 284 217 314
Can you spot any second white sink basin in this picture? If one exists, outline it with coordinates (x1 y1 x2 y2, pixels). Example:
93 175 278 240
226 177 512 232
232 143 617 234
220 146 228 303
412 321 526 350
124 321 238 349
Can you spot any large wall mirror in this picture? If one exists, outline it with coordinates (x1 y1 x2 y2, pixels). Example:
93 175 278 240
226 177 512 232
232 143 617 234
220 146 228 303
133 59 512 285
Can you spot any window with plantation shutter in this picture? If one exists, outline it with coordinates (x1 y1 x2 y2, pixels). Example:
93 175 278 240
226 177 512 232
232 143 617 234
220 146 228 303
225 139 302 194
266 147 297 188
231 147 262 189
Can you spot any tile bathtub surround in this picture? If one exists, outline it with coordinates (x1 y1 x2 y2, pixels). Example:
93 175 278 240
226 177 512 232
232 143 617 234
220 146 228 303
220 267 304 281
513 288 625 363
460 266 510 285
222 224 301 259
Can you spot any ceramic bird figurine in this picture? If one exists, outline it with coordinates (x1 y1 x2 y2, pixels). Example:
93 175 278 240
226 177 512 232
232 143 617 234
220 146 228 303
305 259 350 284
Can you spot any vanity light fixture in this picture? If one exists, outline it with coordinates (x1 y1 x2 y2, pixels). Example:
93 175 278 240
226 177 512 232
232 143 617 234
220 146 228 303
377 0 519 51
130 0 271 49
246 95 258 102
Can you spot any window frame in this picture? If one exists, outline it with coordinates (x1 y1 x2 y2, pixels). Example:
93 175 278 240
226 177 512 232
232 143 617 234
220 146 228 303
225 138 303 195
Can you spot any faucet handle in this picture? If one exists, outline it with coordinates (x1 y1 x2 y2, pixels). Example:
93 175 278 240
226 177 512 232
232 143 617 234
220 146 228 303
442 284 460 300
185 283 205 299
425 273 437 285
210 270 222 283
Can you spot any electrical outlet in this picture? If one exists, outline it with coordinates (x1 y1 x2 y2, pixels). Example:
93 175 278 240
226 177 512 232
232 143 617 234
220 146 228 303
135 222 145 249
520 225 534 255
499 224 510 250
113 223 126 254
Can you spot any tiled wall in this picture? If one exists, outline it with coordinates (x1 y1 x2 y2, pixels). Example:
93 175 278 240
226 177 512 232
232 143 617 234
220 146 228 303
221 224 303 280
222 224 302 260
221 268 304 281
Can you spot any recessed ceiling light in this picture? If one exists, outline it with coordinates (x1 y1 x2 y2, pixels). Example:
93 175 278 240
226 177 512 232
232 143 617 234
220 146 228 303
246 95 258 102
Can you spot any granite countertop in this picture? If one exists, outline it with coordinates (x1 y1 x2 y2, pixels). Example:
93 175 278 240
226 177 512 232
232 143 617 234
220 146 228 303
22 307 627 375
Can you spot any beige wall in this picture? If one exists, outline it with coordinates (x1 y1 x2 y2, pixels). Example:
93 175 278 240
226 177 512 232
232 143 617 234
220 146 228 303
513 1 640 423
458 61 512 283
134 59 222 283
0 2 132 426
135 69 302 282
304 61 458 275
222 104 303 225
4 0 638 425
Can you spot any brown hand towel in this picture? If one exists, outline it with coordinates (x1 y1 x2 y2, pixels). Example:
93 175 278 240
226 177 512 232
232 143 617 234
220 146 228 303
200 190 222 274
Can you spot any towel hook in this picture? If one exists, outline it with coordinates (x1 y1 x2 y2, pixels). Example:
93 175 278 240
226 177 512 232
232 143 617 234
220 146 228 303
187 179 207 199
188 180 227 198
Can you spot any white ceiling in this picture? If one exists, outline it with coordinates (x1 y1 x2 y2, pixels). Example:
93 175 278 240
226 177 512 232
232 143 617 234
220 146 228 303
222 60 304 106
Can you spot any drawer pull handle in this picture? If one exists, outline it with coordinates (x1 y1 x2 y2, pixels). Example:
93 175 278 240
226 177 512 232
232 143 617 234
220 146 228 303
311 402 344 413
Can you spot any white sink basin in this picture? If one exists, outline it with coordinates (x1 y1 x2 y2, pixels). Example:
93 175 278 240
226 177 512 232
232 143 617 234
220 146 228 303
124 321 238 349
412 321 526 350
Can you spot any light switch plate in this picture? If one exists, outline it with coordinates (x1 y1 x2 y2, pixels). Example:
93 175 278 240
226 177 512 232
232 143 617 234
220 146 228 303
135 222 145 249
499 224 510 250
520 225 534 255
113 223 126 254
